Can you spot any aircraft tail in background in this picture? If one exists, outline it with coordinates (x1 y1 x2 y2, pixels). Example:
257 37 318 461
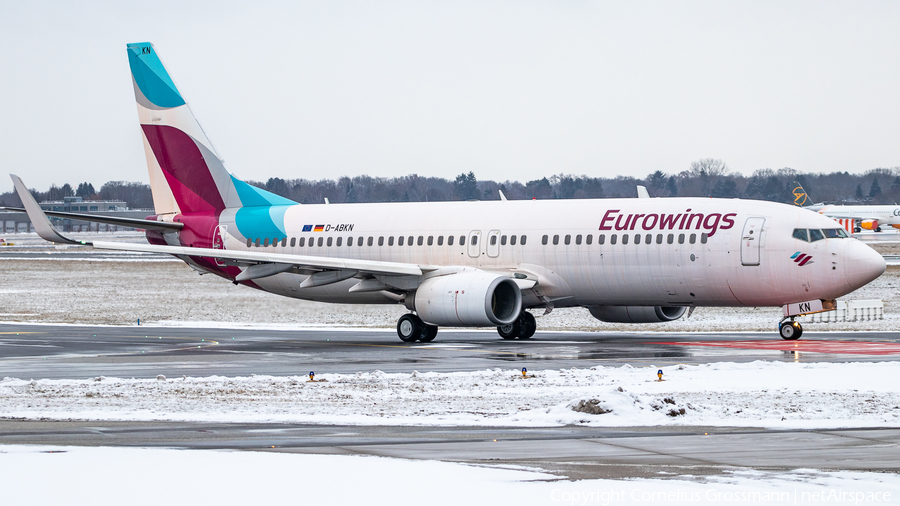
791 181 814 207
127 42 295 216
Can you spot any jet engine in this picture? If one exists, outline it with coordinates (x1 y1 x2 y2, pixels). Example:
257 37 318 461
860 219 879 231
588 305 686 323
411 271 522 327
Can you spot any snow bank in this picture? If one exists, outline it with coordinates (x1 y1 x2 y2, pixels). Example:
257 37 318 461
0 445 897 506
3 361 899 428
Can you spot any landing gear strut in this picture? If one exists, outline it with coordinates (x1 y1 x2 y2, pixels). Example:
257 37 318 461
779 319 802 340
497 311 536 340
397 314 438 343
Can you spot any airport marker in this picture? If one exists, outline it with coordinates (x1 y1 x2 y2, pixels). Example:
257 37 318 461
657 369 664 381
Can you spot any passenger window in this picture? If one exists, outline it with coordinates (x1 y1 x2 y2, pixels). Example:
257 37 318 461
263 238 269 247
368 237 374 246
809 229 824 242
656 234 662 244
290 237 296 247
564 235 570 245
438 236 444 246
398 236 405 246
553 235 559 245
500 235 507 246
246 238 252 247
678 234 685 244
388 236 394 246
460 236 466 246
298 237 305 247
408 236 414 246
348 236 354 246
520 235 527 245
378 237 384 246
667 234 674 244
336 237 342 247
700 233 708 244
645 234 651 244
318 237 324 247
792 229 809 242
471 236 478 245
610 234 617 245
282 238 287 247
598 234 605 245
448 235 454 246
586 234 592 245
417 236 424 246
575 234 582 245
510 235 517 245
542 235 548 245
634 234 641 244
490 235 497 246
689 234 696 244
622 234 629 245
327 237 333 247
427 236 433 246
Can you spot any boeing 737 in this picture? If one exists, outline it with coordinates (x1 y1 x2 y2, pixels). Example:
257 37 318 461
793 181 900 233
7 43 887 342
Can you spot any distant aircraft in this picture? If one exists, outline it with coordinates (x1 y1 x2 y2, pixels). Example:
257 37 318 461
7 43 887 342
792 181 900 233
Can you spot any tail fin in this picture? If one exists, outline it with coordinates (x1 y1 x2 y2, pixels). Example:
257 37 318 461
791 181 813 207
127 42 295 215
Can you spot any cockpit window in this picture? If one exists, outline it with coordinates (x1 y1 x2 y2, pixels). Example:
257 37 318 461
808 229 825 242
794 228 848 242
792 229 809 242
823 228 849 239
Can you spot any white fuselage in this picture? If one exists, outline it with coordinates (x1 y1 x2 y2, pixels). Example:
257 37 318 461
214 197 884 310
810 204 900 228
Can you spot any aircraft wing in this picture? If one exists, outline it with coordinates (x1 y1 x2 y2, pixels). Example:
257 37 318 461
10 174 427 277
0 206 183 232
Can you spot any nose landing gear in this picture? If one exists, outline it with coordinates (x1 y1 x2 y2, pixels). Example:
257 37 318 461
779 319 802 340
497 311 536 340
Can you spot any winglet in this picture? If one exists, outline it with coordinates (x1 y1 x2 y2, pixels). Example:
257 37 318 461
9 175 86 245
499 190 508 201
637 185 650 198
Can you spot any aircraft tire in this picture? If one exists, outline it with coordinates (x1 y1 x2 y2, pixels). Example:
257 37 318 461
397 314 424 342
419 324 438 342
498 322 520 339
517 312 536 339
779 321 802 340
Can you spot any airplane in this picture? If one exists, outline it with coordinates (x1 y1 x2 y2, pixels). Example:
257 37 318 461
6 42 886 342
792 181 900 234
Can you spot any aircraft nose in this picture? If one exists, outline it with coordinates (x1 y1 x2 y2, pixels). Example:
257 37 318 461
843 240 886 291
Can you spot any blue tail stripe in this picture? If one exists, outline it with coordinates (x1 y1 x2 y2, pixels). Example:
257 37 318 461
127 43 185 108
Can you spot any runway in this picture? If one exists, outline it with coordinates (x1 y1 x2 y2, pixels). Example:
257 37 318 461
2 323 900 380
2 323 899 480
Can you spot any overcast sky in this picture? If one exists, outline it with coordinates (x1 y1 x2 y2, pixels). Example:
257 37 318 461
1 1 898 194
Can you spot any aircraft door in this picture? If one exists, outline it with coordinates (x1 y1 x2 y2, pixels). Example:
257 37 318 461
467 230 482 258
740 217 765 266
486 230 501 258
213 225 227 266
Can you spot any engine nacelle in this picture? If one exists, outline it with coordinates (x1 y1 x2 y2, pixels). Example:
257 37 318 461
588 305 687 324
412 271 522 326
860 219 879 231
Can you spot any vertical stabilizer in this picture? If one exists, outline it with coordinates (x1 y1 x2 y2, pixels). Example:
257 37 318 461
127 43 295 215
791 181 813 207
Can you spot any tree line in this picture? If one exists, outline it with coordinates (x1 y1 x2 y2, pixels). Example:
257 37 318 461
2 159 899 210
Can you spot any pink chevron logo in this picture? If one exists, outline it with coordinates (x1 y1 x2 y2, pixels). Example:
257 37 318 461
790 251 814 266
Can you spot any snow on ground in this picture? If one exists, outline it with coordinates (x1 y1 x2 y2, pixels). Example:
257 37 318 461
1 445 897 506
0 231 898 331
2 362 899 429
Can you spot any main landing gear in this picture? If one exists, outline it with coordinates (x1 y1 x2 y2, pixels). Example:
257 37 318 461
497 311 536 340
779 319 802 340
397 314 438 343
